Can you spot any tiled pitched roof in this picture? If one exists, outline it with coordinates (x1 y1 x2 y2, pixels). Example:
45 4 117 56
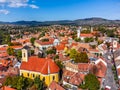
58 54 70 62
63 69 85 86
78 63 90 72
20 56 60 74
2 86 16 90
9 46 23 49
55 44 65 51
95 60 107 78
80 33 93 37
35 39 54 45
49 81 65 90
0 47 7 51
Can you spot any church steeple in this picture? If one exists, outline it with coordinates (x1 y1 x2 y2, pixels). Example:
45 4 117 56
22 46 31 62
77 27 81 38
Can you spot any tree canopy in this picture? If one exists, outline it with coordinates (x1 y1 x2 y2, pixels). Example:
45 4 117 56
30 37 36 45
79 74 100 90
4 76 46 90
7 47 15 56
69 49 89 63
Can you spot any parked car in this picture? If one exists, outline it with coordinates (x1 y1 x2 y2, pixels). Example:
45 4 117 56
105 86 111 90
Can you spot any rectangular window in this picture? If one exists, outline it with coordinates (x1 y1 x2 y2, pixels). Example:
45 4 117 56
43 77 45 81
27 73 29 77
38 75 40 78
33 74 35 78
53 76 55 80
21 73 23 76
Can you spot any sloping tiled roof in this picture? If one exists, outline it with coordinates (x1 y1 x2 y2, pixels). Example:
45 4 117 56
55 44 65 51
63 69 85 86
80 34 93 37
20 56 60 74
49 81 65 90
78 63 90 72
95 60 107 78
35 39 54 45
1 86 16 90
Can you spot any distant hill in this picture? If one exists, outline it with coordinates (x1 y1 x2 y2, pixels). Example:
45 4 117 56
1 17 120 26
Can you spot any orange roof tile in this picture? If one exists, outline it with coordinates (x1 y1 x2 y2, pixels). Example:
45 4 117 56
9 46 23 49
78 63 90 72
80 33 93 37
49 81 65 90
55 44 65 51
35 38 54 45
20 56 60 74
95 61 107 78
0 47 7 51
2 86 16 90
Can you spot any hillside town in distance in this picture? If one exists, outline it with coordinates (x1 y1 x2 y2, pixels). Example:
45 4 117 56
0 24 120 90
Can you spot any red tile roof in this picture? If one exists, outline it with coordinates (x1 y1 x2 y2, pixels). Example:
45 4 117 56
0 47 7 51
80 34 93 37
35 39 54 45
9 46 23 49
49 81 65 90
0 52 8 57
63 69 85 86
95 61 107 78
1 86 16 90
20 56 60 74
78 63 90 72
55 44 65 51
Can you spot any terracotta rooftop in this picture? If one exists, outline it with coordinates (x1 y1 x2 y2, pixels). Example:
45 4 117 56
63 69 85 86
80 33 93 37
78 63 91 72
35 38 54 45
49 81 65 90
95 60 107 78
20 56 60 74
1 86 16 90
55 44 65 51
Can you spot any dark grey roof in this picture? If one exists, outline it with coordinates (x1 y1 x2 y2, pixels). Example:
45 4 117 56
23 45 30 49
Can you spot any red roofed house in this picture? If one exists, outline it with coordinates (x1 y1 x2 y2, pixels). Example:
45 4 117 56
20 46 60 86
34 38 60 50
49 81 65 90
1 86 16 90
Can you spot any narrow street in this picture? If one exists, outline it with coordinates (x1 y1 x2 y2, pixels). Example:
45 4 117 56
103 53 117 90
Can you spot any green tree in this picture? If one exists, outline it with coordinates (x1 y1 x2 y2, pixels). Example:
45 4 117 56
4 76 33 90
16 50 22 60
7 47 15 56
30 37 36 45
74 38 81 42
74 52 89 63
84 37 94 43
46 47 56 55
55 60 64 69
69 49 77 60
79 74 100 90
34 76 45 90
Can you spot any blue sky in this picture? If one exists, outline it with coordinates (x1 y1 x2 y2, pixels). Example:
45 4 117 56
0 0 120 21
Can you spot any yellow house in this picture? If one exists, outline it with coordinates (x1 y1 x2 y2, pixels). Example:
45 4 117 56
20 46 60 86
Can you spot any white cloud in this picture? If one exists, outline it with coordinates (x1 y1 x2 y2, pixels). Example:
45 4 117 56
8 3 28 8
29 4 39 9
0 9 9 14
0 0 39 9
0 0 6 3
